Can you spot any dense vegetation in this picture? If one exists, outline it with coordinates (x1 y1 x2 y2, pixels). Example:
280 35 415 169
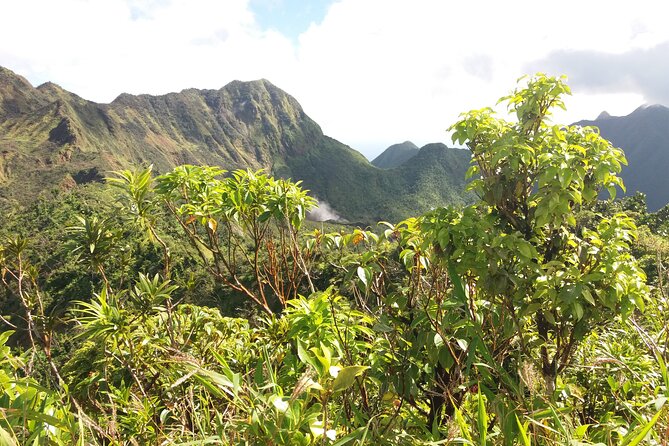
1 75 668 445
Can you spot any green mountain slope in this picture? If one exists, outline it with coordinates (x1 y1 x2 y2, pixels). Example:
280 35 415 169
576 105 669 210
288 141 472 222
371 141 419 168
0 66 471 222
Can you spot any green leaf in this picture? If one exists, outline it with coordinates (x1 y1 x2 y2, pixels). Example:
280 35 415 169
175 437 225 445
456 338 469 352
573 424 589 439
448 261 467 303
465 165 479 179
332 365 368 392
160 408 171 425
515 415 531 446
0 330 14 347
453 403 474 442
543 311 556 325
621 407 665 446
518 242 532 259
477 387 488 446
297 338 317 371
581 287 595 305
651 346 669 399
372 321 393 333
330 427 367 446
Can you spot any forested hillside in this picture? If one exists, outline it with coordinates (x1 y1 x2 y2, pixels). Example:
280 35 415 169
0 66 471 223
371 141 419 168
0 75 667 445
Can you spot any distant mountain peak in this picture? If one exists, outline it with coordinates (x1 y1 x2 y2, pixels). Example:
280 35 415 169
36 81 64 91
111 92 135 104
371 141 420 169
0 66 48 118
629 104 669 116
584 104 669 125
575 102 669 211
36 81 85 103
0 66 28 83
631 104 669 115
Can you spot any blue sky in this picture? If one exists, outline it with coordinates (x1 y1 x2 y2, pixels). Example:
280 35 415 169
249 0 332 41
1 0 668 160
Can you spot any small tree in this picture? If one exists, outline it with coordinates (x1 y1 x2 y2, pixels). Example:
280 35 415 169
445 74 647 392
110 166 317 314
383 75 649 438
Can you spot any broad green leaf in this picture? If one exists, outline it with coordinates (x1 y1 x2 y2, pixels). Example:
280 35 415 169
582 288 595 305
453 403 474 442
518 242 532 259
573 424 589 439
332 366 368 392
356 266 369 287
434 333 444 348
297 338 316 370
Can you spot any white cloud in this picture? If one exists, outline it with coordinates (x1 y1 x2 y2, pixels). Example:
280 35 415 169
286 0 669 157
0 0 295 100
1 0 668 159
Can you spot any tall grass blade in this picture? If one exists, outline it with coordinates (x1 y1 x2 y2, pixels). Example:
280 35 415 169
515 415 531 446
621 407 665 446
477 386 488 445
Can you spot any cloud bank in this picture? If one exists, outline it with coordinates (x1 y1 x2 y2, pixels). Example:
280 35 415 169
528 41 669 106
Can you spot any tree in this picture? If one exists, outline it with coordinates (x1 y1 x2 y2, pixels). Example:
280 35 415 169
346 74 652 443
411 74 647 422
111 166 318 314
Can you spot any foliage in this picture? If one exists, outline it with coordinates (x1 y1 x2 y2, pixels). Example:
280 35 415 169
148 165 318 313
0 330 78 445
577 103 669 211
448 74 647 385
0 75 666 445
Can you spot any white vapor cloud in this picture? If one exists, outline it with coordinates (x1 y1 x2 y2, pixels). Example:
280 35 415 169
307 199 346 223
1 0 668 159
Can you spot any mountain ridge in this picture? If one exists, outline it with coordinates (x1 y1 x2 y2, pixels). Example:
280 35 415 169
576 104 669 210
0 66 472 222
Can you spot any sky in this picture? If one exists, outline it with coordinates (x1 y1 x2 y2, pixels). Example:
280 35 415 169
1 0 668 160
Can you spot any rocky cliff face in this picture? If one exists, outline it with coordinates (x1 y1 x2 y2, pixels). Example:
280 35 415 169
0 68 329 198
2 70 321 168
